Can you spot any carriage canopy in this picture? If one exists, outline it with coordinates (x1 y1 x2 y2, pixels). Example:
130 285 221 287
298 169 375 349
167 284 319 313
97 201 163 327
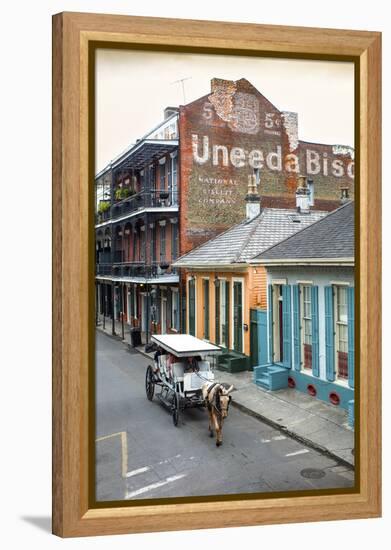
151 334 222 357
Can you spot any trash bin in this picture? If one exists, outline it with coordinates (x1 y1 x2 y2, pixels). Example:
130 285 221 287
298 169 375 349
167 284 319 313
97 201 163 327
130 327 141 348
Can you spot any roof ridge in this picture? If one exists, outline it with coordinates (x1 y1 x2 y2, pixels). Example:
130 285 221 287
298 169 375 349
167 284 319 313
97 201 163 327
233 211 265 262
252 201 353 260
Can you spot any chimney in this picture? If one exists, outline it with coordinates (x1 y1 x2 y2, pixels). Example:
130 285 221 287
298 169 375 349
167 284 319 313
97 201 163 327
296 175 311 213
164 106 179 119
340 187 350 205
245 174 261 220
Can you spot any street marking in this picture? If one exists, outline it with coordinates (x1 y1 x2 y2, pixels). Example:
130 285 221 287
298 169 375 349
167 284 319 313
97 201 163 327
126 466 150 478
125 474 186 499
261 439 271 443
96 431 128 478
285 449 310 457
273 435 286 441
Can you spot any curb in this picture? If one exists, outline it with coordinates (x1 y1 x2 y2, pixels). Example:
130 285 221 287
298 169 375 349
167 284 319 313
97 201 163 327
232 399 354 470
96 325 128 344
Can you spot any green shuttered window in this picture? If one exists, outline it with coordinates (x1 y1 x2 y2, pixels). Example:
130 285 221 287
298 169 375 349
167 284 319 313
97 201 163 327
203 279 209 340
188 279 195 336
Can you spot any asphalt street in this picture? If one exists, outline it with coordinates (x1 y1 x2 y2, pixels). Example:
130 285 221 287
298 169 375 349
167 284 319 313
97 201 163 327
95 330 354 502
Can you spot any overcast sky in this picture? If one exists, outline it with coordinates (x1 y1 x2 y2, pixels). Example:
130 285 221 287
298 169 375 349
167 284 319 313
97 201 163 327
96 49 354 173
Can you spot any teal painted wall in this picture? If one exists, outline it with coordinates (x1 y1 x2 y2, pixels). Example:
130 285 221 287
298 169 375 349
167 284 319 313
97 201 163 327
288 370 354 410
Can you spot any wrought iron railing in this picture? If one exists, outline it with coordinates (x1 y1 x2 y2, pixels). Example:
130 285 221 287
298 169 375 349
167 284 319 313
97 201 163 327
99 261 178 280
95 190 179 224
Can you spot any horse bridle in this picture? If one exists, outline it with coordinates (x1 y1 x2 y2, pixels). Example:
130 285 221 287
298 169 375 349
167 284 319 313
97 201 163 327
206 383 231 417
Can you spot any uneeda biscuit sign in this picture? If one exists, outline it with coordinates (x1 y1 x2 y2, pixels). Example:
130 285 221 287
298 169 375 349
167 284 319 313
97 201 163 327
178 78 354 252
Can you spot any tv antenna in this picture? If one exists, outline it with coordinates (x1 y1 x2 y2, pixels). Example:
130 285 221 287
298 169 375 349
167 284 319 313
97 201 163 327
171 76 192 104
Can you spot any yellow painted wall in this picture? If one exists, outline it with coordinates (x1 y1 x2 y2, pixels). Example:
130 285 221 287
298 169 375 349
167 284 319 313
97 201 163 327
186 266 267 357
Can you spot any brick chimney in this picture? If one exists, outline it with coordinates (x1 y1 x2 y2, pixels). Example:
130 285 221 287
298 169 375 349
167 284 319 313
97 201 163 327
296 175 311 213
340 187 350 205
245 174 261 220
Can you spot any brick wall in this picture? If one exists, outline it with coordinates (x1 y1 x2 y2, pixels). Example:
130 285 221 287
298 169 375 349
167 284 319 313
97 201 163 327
179 78 354 253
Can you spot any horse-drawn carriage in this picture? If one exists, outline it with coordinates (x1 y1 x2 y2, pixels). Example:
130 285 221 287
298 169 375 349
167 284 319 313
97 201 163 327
145 334 222 426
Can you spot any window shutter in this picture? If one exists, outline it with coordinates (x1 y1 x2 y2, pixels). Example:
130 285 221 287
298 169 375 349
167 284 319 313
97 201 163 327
268 285 273 363
325 286 335 382
225 281 230 349
188 281 195 336
167 290 172 329
292 285 301 371
203 280 209 340
282 285 292 368
215 283 220 345
347 286 355 388
311 286 320 377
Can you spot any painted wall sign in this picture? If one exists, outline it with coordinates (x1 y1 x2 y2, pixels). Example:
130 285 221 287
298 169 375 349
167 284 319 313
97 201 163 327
179 78 355 254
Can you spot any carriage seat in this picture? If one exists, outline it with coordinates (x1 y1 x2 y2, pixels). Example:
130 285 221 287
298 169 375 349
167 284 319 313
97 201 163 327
197 360 210 372
172 362 185 381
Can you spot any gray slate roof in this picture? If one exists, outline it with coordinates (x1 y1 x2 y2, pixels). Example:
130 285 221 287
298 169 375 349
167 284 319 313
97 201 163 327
253 201 354 262
173 208 327 267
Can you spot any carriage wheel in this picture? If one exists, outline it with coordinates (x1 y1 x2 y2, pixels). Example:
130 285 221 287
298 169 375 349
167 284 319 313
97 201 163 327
145 365 155 401
172 392 180 426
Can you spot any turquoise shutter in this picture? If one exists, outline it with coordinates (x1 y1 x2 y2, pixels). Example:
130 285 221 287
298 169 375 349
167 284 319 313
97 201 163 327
282 285 292 368
268 285 274 363
292 285 301 371
311 286 320 377
325 286 335 382
347 286 355 388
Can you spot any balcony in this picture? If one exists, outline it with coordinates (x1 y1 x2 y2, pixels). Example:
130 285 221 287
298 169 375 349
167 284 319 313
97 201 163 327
95 189 178 225
112 261 178 280
96 260 179 283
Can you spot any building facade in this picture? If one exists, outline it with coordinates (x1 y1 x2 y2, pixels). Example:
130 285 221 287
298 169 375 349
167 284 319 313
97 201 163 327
251 202 354 423
95 78 355 345
173 179 327 371
178 77 354 253
95 109 182 342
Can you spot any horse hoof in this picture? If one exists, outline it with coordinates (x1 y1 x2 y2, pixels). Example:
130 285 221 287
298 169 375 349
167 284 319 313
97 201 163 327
209 432 214 438
216 441 222 447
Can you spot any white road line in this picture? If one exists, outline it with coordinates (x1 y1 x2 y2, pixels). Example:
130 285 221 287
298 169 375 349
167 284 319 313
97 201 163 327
126 466 150 478
261 439 271 443
285 449 310 457
125 474 186 499
273 435 286 441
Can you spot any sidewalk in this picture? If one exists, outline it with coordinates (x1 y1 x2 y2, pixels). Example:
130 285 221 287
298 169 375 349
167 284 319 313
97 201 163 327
135 344 354 468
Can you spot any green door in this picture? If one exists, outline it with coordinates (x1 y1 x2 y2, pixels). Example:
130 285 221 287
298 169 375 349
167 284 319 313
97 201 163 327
188 279 195 336
233 281 243 352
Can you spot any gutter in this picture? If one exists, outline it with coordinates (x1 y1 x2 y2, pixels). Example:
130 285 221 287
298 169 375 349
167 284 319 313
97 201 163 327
249 258 354 267
171 262 248 270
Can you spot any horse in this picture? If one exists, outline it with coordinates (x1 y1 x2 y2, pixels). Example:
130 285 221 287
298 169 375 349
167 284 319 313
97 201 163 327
202 382 234 447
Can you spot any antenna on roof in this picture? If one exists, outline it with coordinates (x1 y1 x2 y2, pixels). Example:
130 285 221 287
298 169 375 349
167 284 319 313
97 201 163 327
171 77 192 104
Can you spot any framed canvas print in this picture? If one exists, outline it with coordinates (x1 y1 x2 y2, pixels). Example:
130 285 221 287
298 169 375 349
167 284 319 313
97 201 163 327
52 12 381 537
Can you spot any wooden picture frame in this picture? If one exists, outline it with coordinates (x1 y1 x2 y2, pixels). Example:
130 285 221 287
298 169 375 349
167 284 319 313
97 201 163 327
52 12 381 537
